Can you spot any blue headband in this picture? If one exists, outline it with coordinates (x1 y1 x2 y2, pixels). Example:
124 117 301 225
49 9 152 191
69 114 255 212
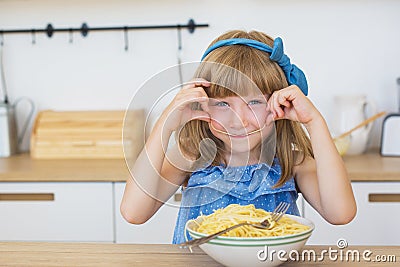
201 37 308 96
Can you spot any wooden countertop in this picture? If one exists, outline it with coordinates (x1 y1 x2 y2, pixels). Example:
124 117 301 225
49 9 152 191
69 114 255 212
0 153 130 182
343 152 400 181
0 151 399 182
0 242 399 266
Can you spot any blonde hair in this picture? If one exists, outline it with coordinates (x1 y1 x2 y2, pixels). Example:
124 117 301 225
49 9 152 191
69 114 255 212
178 30 313 188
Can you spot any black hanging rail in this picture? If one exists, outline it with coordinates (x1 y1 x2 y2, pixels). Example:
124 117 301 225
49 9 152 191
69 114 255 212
0 18 208 38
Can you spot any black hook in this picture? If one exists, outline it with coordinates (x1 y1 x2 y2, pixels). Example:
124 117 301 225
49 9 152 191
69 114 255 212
46 24 54 38
81 23 89 37
177 25 183 85
31 29 36 44
69 28 73 44
177 25 182 51
187 19 195 34
124 26 129 51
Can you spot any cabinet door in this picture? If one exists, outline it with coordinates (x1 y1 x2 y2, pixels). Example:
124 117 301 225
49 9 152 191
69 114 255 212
0 182 114 242
303 182 400 245
114 182 180 244
114 184 305 244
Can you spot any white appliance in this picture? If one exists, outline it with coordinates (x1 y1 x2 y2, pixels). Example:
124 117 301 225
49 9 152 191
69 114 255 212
380 78 400 156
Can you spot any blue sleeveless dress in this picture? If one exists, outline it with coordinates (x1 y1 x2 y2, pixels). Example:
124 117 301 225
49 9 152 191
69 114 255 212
172 158 300 244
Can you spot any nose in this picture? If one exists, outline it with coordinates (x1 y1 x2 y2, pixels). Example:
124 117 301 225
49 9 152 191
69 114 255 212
229 105 252 129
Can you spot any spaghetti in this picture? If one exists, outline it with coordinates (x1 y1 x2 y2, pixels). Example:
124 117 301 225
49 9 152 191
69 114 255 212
194 204 309 238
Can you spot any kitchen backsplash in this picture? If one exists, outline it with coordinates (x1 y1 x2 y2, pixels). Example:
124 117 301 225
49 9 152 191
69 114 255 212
0 0 399 151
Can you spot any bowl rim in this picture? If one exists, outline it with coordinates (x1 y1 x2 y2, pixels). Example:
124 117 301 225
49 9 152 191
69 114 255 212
185 213 315 242
197 234 312 247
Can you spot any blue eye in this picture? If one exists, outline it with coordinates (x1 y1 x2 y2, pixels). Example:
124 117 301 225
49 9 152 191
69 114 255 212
215 101 229 107
248 100 263 105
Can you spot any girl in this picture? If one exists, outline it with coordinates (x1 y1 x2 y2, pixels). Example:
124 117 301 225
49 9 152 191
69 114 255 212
120 30 357 244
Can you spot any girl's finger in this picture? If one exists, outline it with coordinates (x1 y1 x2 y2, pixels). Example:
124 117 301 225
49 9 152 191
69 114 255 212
190 89 209 109
172 91 209 117
199 99 210 113
191 110 211 123
271 92 285 118
265 112 275 125
267 95 276 118
183 78 211 90
192 78 211 87
176 88 208 103
278 94 291 108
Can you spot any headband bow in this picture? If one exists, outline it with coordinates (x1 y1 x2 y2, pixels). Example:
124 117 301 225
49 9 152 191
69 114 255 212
201 37 308 95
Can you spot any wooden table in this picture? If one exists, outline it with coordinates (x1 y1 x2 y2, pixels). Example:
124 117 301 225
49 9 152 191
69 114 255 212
0 242 399 266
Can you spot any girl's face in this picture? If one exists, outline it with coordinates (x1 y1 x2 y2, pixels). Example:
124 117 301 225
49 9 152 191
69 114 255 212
207 94 274 163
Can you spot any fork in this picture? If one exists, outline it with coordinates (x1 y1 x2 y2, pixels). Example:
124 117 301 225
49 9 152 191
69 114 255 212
180 202 290 248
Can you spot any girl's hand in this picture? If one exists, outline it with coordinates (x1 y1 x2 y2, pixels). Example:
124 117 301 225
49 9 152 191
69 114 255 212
268 85 321 126
159 79 211 133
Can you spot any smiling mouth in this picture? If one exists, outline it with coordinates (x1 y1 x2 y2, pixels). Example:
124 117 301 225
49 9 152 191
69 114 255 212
209 121 266 137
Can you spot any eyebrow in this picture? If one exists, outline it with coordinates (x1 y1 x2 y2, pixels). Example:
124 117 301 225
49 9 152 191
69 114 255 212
210 94 269 102
243 95 268 101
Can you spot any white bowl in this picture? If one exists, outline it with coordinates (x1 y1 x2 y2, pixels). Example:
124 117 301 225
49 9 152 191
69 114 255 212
185 214 314 267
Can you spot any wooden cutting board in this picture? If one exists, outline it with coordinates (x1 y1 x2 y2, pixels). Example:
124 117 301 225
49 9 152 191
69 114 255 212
30 110 144 159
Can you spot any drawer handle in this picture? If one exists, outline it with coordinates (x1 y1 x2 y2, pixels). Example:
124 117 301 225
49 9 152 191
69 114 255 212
0 193 55 201
368 193 400 203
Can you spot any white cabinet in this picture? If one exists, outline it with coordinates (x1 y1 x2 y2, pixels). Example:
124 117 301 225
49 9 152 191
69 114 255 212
0 182 114 242
113 184 305 244
4 181 397 245
0 181 179 243
303 182 400 245
114 182 180 243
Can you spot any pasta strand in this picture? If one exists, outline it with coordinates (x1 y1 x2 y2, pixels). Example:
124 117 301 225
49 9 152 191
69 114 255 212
195 204 309 237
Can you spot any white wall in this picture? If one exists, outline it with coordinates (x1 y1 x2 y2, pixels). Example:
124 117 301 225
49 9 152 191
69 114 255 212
0 0 399 150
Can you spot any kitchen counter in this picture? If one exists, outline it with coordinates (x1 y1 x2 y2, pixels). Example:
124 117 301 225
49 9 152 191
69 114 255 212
0 242 398 266
343 152 400 181
0 151 399 182
0 153 130 182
